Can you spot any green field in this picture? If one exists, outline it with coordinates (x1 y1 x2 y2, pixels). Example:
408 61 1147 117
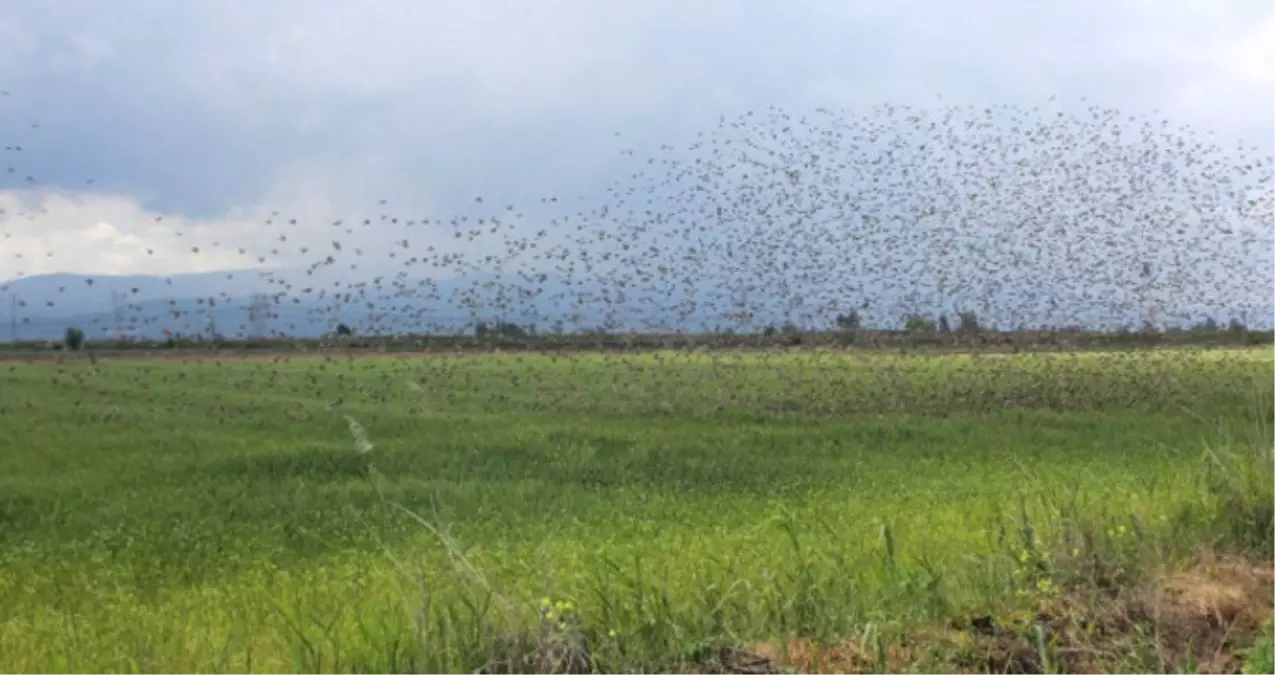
0 347 1271 672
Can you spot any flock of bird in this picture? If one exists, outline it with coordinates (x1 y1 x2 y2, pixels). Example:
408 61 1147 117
4 98 1270 339
0 93 1271 421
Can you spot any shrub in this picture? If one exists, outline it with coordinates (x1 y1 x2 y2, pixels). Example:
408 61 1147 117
905 315 936 334
64 327 85 351
957 310 981 333
495 321 527 337
1244 620 1275 675
835 310 860 331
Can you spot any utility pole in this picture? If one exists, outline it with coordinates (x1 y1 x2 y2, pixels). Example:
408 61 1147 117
8 295 18 342
110 290 127 339
247 293 271 338
210 298 220 339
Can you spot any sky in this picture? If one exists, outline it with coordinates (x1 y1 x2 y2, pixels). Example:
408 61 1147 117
0 0 1271 322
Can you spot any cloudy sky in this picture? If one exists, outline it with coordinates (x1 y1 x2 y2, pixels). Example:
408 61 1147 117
0 0 1271 288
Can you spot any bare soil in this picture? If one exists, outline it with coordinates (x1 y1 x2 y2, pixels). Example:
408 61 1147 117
718 552 1274 674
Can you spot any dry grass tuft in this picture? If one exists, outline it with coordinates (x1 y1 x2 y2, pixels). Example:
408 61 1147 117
741 552 1274 674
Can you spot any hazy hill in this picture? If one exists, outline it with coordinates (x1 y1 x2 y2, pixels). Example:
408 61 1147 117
0 268 771 341
2 267 1270 343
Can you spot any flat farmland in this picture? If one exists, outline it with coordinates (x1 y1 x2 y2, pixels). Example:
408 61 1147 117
0 347 1271 672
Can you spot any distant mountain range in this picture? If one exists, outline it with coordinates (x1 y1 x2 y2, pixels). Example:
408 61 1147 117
1 268 1270 343
0 268 776 341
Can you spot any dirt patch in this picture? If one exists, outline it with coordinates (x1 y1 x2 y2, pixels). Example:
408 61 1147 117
687 645 779 674
1135 553 1274 673
740 553 1273 674
474 553 1275 673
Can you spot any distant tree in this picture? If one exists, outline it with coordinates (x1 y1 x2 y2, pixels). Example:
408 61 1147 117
64 327 85 351
835 328 858 346
1187 317 1219 333
956 310 980 334
938 314 952 334
761 325 777 337
904 315 936 334
335 323 354 337
1228 318 1247 335
495 321 526 337
780 322 800 334
835 310 861 331
474 321 490 336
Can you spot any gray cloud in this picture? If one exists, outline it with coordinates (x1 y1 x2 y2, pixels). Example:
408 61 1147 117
0 0 1270 293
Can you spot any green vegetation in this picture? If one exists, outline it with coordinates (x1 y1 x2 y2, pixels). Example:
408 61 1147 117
0 323 1270 359
0 347 1270 672
62 327 84 352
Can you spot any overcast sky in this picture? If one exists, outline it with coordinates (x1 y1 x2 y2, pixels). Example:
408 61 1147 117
0 0 1271 287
